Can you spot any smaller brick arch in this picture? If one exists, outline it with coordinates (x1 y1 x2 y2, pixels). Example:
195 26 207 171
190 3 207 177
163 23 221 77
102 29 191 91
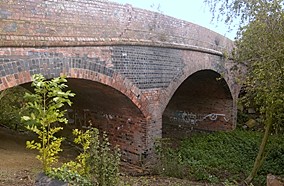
159 48 235 115
160 67 230 113
162 69 234 136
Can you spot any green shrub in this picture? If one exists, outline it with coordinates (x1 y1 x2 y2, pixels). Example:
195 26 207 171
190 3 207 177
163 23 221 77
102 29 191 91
49 128 121 186
0 86 27 130
49 166 92 186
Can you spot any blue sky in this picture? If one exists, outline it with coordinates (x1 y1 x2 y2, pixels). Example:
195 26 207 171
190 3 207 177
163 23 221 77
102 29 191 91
109 0 237 40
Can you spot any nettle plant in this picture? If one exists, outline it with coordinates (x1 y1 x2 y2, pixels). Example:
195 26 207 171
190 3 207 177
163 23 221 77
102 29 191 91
21 74 75 173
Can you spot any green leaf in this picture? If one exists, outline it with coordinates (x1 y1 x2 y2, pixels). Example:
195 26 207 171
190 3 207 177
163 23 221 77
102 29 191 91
22 116 31 121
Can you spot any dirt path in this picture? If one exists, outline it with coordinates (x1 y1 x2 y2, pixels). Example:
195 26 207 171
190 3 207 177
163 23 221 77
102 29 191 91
0 127 40 186
0 126 214 186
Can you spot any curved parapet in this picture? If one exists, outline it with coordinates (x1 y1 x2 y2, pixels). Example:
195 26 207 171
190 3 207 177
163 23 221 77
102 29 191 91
0 0 233 53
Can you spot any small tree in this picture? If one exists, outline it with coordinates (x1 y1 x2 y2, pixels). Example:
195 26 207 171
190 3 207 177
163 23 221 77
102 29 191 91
22 74 75 173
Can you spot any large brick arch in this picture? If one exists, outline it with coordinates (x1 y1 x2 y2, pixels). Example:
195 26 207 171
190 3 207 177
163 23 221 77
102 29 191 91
65 78 149 164
65 69 148 116
0 48 154 164
0 48 148 116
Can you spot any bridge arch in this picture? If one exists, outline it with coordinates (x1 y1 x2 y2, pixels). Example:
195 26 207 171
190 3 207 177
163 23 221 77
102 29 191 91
0 50 152 165
0 0 240 165
162 69 234 137
0 49 148 116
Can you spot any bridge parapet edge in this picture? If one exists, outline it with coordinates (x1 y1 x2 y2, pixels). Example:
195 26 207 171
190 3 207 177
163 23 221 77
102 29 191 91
0 38 224 56
0 0 234 53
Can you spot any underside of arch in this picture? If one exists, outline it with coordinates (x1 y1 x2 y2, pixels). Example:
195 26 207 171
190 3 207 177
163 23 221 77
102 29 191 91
163 70 234 138
22 78 148 164
66 79 147 164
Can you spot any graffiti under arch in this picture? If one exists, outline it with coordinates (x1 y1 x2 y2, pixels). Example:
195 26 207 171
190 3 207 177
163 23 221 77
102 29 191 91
170 111 230 126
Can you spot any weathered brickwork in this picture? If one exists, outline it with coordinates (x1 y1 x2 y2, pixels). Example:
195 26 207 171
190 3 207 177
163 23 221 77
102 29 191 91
0 0 242 165
0 0 233 52
112 46 185 89
0 45 240 164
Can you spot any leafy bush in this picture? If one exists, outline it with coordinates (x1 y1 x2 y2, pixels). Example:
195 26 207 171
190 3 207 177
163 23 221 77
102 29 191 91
0 86 28 130
155 129 284 185
49 166 92 186
49 128 121 186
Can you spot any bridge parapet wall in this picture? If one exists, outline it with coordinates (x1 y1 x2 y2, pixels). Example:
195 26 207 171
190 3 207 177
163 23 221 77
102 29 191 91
0 0 233 53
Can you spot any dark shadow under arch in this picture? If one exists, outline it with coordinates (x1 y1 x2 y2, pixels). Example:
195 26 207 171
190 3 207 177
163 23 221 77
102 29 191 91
65 78 148 164
21 78 148 165
162 70 234 138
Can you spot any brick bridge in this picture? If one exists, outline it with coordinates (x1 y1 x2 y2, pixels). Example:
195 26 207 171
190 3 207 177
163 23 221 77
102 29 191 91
0 0 241 165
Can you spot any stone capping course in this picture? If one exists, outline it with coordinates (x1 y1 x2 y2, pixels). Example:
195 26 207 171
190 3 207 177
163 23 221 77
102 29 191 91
0 37 224 56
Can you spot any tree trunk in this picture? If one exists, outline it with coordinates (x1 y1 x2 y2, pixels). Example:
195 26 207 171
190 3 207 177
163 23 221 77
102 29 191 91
245 111 273 184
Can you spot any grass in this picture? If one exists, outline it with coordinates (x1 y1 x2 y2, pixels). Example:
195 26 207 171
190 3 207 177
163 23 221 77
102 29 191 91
155 129 284 185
